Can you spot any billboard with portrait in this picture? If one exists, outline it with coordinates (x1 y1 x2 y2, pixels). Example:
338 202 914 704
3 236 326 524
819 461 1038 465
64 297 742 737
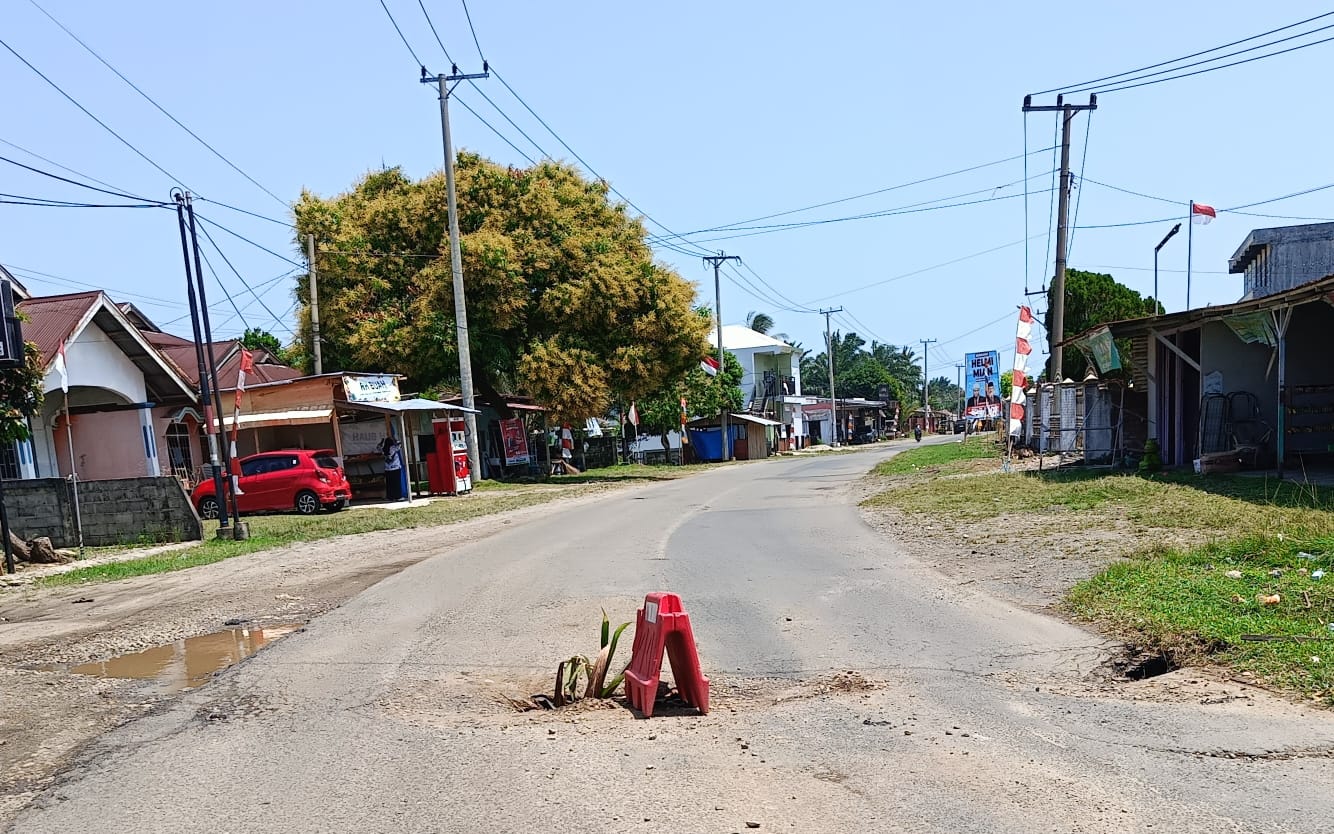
963 350 1003 420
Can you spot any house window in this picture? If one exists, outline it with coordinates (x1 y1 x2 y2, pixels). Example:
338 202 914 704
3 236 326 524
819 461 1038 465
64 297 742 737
166 422 195 478
0 441 18 480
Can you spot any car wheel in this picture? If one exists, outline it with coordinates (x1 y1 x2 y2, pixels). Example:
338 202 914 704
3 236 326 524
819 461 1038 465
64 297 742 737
198 495 220 520
295 490 320 515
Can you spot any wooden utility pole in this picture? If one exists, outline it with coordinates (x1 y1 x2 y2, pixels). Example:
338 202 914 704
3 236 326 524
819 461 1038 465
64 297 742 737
307 234 322 375
1021 94 1097 382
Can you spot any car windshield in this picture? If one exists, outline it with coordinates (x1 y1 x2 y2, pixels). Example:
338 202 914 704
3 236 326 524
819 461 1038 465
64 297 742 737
314 454 340 470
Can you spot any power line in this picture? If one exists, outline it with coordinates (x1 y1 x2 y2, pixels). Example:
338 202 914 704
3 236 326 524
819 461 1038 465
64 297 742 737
195 246 251 331
649 147 1058 245
0 36 187 188
416 0 459 66
194 219 297 334
1095 32 1334 95
193 212 305 268
459 0 486 61
804 233 1049 305
0 154 160 202
0 193 165 209
735 261 816 313
452 92 539 165
26 0 288 208
0 137 137 196
1031 10 1334 95
1066 110 1095 260
652 172 1054 242
378 0 426 69
1074 180 1334 229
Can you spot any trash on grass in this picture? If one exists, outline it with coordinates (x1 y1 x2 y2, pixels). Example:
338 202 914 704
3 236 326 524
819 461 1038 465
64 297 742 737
1256 593 1282 606
1225 570 1244 579
1312 569 1326 580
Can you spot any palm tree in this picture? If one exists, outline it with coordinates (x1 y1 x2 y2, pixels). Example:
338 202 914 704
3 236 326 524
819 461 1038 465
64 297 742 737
745 311 775 335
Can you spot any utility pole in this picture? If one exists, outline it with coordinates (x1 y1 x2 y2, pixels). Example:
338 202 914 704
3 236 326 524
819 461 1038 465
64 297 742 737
919 338 937 418
1022 94 1097 382
820 308 842 446
423 65 489 480
703 253 741 460
173 191 232 536
307 234 322 375
955 362 964 415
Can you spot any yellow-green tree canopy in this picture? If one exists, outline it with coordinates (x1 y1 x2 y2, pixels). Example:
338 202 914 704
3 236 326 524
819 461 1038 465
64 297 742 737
293 157 710 422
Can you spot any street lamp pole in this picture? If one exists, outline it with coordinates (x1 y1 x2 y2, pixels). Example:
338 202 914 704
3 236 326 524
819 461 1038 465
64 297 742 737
1153 223 1181 315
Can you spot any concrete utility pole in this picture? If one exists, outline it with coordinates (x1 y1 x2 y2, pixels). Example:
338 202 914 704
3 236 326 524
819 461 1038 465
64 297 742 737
920 338 937 418
955 362 964 416
703 253 741 460
820 308 842 445
423 65 489 480
1022 94 1097 382
307 234 322 375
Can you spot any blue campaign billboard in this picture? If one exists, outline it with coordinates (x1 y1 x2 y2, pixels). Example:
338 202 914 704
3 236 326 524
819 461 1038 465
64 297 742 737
963 350 1003 420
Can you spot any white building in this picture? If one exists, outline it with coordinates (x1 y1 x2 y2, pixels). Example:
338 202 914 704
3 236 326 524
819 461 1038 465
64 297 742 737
707 325 807 447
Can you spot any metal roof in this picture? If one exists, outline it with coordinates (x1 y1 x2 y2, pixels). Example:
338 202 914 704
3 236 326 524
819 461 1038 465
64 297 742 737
1062 272 1334 346
340 397 480 415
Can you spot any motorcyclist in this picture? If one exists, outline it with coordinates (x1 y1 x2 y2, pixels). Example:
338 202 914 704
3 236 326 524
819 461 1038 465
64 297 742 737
913 425 923 442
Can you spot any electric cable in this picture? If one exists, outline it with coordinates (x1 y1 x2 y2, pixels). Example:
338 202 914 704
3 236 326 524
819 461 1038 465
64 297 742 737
1030 10 1334 95
26 0 288 208
0 36 187 188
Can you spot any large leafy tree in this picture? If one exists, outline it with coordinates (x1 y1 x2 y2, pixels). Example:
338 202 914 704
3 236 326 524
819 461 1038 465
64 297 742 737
294 158 710 421
240 328 291 365
1048 269 1161 381
637 352 744 449
0 342 45 443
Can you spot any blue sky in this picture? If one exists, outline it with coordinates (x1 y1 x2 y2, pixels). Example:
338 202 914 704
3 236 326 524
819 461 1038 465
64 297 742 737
3 0 1332 381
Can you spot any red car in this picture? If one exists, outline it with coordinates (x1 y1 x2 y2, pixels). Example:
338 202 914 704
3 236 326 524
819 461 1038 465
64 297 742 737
192 449 352 519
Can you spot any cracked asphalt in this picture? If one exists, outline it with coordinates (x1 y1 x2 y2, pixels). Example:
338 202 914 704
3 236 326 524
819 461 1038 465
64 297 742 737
10 448 1334 833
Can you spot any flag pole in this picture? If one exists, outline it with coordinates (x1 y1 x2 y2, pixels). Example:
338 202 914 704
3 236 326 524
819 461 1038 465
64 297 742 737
63 392 84 557
1186 201 1194 311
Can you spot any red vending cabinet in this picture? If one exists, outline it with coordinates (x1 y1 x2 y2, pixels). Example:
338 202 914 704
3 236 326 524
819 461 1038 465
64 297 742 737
427 417 472 494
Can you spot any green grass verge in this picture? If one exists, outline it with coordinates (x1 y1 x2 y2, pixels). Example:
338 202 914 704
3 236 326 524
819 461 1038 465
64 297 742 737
1068 538 1334 703
39 486 584 587
872 436 1000 476
866 462 1334 702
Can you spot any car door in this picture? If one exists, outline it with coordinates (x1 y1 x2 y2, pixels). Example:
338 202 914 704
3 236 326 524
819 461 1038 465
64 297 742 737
265 454 303 511
236 456 273 513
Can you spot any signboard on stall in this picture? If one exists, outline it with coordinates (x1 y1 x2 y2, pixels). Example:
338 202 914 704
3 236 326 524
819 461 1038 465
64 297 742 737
342 374 400 403
500 418 530 465
963 350 1003 420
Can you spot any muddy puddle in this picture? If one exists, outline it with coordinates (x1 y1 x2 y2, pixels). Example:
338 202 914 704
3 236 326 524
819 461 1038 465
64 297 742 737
53 624 303 692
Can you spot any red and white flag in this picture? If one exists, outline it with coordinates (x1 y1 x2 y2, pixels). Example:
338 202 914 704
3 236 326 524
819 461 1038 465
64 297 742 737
700 355 720 376
628 401 639 427
679 396 688 426
1009 306 1034 437
1191 202 1216 225
229 348 254 495
52 341 69 393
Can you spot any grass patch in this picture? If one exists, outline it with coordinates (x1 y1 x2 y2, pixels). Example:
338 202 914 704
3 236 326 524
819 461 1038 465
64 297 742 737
40 486 587 587
872 436 1000 476
866 461 1334 703
1068 538 1334 703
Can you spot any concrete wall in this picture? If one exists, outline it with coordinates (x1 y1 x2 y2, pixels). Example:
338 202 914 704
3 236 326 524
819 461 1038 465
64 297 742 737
1237 223 1334 299
3 476 201 548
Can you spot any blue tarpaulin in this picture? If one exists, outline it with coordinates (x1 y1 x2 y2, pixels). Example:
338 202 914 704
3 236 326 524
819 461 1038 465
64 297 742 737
687 425 745 462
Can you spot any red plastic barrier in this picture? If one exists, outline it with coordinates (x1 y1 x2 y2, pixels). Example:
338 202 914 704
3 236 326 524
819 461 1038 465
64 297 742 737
624 592 709 718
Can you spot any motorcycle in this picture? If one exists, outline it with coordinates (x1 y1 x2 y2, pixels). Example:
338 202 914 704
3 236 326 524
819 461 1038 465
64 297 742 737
913 427 923 442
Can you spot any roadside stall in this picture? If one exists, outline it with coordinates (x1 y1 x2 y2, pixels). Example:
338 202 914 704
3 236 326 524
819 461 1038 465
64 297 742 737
222 372 478 501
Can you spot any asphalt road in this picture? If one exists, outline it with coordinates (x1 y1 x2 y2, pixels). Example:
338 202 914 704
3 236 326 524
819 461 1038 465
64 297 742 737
12 446 1334 833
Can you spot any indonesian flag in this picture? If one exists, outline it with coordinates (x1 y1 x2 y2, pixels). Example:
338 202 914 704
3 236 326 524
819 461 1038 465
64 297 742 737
679 396 688 426
52 341 69 393
628 401 639 427
229 348 254 495
700 355 720 376
1191 202 1216 225
1009 306 1034 436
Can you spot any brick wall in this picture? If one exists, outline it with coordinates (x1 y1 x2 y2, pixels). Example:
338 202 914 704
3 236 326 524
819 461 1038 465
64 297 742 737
2 477 202 548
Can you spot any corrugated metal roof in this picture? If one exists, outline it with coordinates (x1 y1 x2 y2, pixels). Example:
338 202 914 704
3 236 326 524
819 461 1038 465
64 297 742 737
15 291 101 369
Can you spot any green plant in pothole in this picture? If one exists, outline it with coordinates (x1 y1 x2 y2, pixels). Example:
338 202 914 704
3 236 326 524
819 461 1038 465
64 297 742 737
550 610 631 707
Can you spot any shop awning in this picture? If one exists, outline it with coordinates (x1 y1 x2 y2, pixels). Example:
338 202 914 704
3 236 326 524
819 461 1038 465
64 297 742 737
729 413 783 427
213 408 333 430
338 397 481 415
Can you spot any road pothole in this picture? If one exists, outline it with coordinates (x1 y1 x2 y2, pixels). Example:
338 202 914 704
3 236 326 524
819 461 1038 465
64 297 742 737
38 623 304 693
1106 646 1181 681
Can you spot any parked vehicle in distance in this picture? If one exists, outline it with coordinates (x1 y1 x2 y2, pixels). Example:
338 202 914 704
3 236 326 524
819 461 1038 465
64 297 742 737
953 419 967 434
192 449 351 519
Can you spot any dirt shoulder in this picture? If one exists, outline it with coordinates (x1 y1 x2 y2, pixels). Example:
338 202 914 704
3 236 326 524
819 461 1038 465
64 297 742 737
0 479 648 826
